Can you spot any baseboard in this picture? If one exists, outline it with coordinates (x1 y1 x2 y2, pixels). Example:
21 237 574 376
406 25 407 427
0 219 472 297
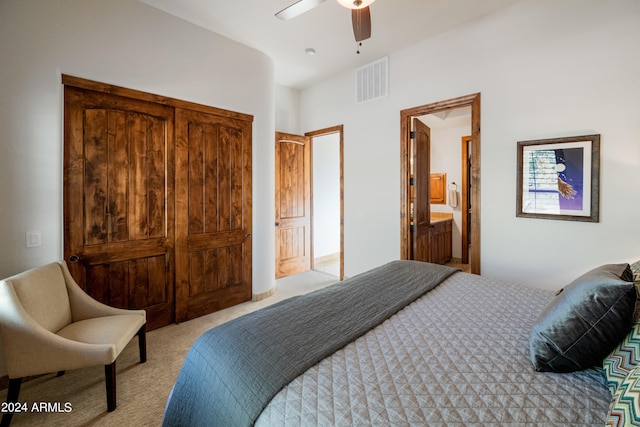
314 253 340 264
252 286 276 302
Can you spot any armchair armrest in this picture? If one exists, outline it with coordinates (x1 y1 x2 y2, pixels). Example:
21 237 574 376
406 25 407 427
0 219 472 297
58 262 146 323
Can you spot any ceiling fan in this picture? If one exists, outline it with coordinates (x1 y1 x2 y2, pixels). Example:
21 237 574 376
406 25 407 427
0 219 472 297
276 0 374 44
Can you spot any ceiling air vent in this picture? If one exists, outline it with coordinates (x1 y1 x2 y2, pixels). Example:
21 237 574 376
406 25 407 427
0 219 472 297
356 56 388 104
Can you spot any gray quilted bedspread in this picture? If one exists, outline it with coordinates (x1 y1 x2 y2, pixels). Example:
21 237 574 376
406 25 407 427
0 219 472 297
256 271 610 426
163 260 458 426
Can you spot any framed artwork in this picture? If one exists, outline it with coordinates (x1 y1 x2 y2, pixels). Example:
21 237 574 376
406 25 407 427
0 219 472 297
516 134 600 222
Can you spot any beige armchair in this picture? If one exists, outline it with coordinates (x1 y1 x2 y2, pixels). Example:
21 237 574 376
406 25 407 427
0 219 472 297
0 261 146 426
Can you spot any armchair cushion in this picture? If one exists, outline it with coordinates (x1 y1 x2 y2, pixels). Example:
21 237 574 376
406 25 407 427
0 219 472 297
57 314 145 362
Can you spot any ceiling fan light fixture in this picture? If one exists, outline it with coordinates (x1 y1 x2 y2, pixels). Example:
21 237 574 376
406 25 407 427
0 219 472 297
336 0 375 10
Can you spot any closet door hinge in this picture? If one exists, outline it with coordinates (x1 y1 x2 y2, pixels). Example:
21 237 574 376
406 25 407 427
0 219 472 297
410 131 416 139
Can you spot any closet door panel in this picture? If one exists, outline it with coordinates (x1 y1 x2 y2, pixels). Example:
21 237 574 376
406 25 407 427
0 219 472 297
175 108 252 322
64 86 175 330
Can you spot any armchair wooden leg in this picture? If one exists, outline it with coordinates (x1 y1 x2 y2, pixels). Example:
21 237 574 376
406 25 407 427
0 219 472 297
137 324 147 363
105 362 116 412
1 378 22 427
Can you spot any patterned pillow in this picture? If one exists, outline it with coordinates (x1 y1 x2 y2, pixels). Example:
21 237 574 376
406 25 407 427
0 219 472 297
632 260 640 283
606 365 640 426
604 322 640 396
632 260 640 320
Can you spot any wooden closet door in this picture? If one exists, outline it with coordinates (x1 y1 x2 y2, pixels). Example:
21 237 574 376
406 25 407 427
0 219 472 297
175 108 252 322
64 86 175 330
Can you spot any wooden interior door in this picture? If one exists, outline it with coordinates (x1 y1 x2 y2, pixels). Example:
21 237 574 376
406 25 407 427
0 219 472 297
275 132 311 278
461 135 472 264
64 86 175 330
413 118 431 262
175 108 252 322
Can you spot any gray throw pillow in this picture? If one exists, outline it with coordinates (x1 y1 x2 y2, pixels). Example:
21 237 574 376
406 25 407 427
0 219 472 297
529 263 636 372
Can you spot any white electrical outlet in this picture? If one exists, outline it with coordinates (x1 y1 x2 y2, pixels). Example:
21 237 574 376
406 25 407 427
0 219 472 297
26 231 42 248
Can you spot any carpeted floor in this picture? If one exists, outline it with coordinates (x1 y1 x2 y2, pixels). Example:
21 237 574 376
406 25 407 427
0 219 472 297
0 270 338 427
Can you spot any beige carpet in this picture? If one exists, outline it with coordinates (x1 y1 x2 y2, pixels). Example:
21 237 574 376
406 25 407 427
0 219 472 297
1 270 338 427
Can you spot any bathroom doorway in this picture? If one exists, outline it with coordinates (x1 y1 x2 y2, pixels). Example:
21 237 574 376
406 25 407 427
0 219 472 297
400 93 481 274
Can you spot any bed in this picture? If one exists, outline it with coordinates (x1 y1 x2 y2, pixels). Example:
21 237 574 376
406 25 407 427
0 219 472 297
162 260 640 426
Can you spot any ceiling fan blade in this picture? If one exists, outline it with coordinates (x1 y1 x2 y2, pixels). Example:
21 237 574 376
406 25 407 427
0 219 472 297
352 6 371 42
276 0 326 21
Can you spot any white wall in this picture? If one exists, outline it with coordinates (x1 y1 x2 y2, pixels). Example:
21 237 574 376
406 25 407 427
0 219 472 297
0 0 276 290
312 133 341 259
299 0 640 288
275 85 301 134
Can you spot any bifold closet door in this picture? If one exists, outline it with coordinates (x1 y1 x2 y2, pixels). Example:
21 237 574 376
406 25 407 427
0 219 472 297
64 86 175 330
174 108 252 322
64 77 253 328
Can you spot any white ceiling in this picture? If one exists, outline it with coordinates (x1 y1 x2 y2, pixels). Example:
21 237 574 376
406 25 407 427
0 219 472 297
139 0 520 90
419 106 471 130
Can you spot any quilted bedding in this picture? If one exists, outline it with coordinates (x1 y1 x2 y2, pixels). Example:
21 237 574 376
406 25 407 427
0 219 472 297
163 261 458 426
256 270 610 426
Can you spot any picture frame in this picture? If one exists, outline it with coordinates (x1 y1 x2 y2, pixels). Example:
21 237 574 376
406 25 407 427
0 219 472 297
516 134 600 222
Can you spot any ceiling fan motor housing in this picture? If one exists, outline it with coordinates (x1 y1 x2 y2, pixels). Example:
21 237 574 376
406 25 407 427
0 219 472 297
336 0 375 9
276 0 373 44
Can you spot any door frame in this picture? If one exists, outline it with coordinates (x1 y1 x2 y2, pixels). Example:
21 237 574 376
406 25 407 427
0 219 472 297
400 93 481 274
305 125 344 280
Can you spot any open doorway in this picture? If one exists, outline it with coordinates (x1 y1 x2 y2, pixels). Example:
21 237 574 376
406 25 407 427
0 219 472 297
307 126 344 280
400 93 481 274
416 108 472 271
274 126 344 281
